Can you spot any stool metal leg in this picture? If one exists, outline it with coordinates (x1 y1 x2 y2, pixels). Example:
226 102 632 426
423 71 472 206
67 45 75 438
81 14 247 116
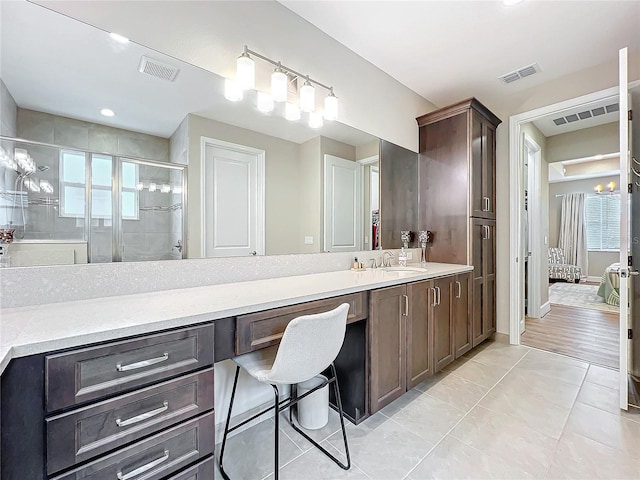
218 365 240 480
272 384 280 480
288 363 351 470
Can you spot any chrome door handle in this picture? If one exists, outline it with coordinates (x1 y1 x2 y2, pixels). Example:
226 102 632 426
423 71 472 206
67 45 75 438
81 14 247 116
116 353 169 372
116 401 169 427
436 286 441 306
249 251 257 256
630 271 640 276
482 196 490 212
431 287 437 307
455 281 461 299
403 294 409 317
117 450 169 480
483 225 490 240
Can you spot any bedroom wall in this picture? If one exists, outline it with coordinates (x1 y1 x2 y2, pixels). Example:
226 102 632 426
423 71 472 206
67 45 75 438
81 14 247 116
548 174 620 278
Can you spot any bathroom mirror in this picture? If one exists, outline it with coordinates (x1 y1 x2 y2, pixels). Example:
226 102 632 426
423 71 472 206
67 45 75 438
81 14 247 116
0 1 381 266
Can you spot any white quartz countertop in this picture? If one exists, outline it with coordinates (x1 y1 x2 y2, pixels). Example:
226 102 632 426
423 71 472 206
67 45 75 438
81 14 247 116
0 262 472 374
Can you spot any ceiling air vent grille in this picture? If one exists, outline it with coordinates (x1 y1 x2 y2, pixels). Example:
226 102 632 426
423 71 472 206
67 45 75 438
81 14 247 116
551 103 619 128
499 63 541 84
138 56 180 82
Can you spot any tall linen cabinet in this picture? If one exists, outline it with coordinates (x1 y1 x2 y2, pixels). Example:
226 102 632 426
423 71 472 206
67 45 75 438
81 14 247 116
417 98 501 347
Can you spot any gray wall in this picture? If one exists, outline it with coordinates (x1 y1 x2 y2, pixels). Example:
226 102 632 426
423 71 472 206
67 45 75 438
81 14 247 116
0 79 17 137
549 174 620 278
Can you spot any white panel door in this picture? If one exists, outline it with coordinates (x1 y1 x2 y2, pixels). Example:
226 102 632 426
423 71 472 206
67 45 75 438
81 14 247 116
619 47 632 409
323 154 362 252
202 139 264 257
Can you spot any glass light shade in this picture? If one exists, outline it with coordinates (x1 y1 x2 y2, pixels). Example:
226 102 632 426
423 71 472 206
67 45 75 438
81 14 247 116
308 112 323 129
236 53 255 90
161 184 171 193
271 69 288 102
40 180 54 194
595 184 603 193
324 92 338 121
136 182 144 191
608 181 616 191
300 81 315 112
257 92 274 113
224 78 243 102
149 182 157 192
285 102 301 121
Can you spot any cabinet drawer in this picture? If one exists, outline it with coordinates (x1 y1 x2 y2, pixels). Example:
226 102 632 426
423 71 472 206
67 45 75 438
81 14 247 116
167 456 215 480
46 369 214 475
236 292 367 355
51 412 215 480
46 324 214 412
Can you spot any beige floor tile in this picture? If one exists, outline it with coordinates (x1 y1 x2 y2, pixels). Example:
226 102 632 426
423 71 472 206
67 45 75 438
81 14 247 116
216 416 304 480
584 364 620 390
498 369 581 408
326 412 433 480
514 350 588 386
267 440 370 480
446 358 510 388
387 393 466 444
450 406 558 478
276 408 345 452
417 373 489 412
479 383 571 439
564 402 640 459
380 388 425 418
546 431 640 480
463 342 529 369
409 435 535 480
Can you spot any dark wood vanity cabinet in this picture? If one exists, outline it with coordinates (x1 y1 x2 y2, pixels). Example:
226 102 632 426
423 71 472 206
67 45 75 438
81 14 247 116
417 98 501 349
453 272 474 358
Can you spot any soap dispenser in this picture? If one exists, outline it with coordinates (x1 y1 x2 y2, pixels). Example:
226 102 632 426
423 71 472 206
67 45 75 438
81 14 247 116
399 230 410 267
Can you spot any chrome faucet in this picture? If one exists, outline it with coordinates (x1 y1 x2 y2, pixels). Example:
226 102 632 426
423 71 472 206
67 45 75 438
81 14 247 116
369 258 378 269
382 251 394 267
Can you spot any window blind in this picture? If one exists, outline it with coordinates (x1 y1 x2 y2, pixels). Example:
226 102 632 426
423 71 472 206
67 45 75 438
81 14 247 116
585 193 620 251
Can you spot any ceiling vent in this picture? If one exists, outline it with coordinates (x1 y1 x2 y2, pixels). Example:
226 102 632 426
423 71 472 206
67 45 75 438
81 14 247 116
498 63 541 84
551 103 619 128
138 56 180 82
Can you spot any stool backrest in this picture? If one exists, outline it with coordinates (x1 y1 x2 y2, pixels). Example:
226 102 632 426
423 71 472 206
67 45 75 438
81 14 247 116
266 303 350 384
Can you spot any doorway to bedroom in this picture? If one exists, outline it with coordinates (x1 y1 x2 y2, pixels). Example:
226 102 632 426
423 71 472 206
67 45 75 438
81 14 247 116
516 99 621 369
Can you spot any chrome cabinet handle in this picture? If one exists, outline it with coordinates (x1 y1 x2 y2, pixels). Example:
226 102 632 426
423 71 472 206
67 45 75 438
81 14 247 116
403 294 409 317
116 353 169 372
116 401 169 427
455 281 461 299
436 286 441 306
482 196 489 212
482 225 489 240
431 287 437 307
117 450 169 480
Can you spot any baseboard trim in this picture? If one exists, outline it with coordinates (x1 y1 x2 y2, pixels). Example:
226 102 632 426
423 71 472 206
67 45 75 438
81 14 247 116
587 276 601 283
540 301 551 317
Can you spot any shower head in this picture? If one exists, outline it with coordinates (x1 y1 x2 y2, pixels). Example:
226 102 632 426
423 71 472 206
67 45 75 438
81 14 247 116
38 165 50 172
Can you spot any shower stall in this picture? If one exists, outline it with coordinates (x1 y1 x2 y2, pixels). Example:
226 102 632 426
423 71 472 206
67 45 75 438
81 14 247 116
0 137 186 266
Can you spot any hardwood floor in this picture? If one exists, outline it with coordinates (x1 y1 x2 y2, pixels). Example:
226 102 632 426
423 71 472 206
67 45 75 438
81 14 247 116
521 303 619 369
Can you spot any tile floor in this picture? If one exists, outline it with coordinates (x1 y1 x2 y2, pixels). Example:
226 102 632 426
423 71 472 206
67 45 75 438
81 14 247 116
216 339 640 479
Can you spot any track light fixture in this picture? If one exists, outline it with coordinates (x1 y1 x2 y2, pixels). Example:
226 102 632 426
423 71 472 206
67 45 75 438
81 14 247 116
230 45 338 123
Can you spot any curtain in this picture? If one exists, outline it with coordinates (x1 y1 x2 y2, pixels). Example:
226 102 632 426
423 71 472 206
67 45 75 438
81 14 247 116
558 193 588 277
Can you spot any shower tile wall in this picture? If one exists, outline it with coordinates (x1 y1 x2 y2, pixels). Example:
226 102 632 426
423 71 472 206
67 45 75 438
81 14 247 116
17 109 169 161
0 80 17 137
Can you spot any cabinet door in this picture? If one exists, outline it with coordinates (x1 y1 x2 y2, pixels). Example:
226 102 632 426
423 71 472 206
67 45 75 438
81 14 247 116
482 121 497 220
484 221 497 335
453 272 473 358
406 280 432 389
471 219 486 347
432 277 454 372
369 285 406 413
470 113 485 218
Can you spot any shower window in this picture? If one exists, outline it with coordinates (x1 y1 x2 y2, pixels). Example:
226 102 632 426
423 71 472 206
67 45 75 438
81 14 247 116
59 149 86 218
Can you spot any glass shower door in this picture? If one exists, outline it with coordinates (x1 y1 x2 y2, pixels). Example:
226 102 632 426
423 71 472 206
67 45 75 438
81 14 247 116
120 159 184 262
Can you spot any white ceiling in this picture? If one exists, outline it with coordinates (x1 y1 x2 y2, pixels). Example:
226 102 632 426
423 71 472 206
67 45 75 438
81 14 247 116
0 1 375 146
280 0 640 109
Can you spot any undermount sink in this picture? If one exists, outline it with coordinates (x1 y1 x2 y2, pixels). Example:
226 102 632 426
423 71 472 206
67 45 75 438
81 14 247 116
382 266 428 273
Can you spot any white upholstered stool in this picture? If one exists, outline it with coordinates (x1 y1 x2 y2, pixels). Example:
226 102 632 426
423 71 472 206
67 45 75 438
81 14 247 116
218 303 351 480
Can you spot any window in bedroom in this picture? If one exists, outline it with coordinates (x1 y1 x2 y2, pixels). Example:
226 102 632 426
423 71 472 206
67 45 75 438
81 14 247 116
585 192 620 251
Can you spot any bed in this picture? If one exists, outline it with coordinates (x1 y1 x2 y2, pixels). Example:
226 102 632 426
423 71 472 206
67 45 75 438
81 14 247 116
597 263 620 306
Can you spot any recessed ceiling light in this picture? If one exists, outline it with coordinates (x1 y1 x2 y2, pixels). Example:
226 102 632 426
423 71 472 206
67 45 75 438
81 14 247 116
503 0 525 5
100 108 115 117
109 32 130 44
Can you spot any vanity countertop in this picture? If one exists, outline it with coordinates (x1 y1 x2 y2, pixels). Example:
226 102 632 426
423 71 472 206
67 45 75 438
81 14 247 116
0 262 472 374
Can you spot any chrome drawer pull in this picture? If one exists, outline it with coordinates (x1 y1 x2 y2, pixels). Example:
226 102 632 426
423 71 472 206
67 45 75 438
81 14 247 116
431 287 438 307
116 401 169 427
116 353 169 372
117 450 169 480
455 281 461 299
